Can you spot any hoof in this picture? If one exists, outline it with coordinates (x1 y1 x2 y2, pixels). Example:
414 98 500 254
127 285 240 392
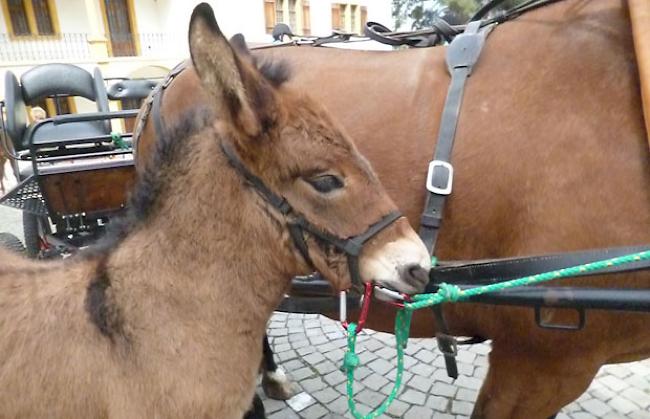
262 368 294 400
243 393 266 419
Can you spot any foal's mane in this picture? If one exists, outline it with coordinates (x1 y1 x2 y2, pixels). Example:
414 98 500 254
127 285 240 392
83 54 291 260
79 109 211 340
80 55 291 339
83 109 212 259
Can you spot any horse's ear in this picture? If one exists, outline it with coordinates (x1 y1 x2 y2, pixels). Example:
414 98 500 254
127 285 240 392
188 3 263 138
229 33 251 58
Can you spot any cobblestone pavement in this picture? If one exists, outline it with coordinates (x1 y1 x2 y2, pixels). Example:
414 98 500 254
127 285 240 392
260 312 650 419
0 206 22 240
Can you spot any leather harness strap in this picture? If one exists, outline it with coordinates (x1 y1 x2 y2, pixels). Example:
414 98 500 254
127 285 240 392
419 21 490 379
138 58 404 290
429 245 650 287
419 21 487 254
419 16 650 379
132 60 188 156
629 0 650 147
219 141 403 289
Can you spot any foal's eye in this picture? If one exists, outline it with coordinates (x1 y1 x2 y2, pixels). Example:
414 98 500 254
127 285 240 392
306 175 344 193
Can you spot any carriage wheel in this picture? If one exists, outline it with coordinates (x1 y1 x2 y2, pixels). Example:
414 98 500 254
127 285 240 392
0 232 25 254
22 199 50 259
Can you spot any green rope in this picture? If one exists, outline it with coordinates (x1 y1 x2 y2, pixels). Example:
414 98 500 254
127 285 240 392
344 310 412 419
344 250 650 418
111 132 128 149
407 250 650 310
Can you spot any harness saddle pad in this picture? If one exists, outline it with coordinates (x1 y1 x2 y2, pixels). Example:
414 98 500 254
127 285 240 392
629 0 650 148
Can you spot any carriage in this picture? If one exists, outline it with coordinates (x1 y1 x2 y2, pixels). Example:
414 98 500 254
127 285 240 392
0 63 156 258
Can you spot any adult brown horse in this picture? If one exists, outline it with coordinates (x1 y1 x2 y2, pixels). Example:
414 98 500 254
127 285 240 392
0 4 431 418
134 0 650 417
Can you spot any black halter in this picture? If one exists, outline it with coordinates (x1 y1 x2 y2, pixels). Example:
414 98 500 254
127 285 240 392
133 61 402 289
219 141 402 288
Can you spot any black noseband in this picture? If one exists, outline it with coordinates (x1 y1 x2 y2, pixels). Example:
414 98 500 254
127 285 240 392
220 141 401 287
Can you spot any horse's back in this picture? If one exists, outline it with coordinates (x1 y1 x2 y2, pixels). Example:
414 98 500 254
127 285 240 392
260 0 650 258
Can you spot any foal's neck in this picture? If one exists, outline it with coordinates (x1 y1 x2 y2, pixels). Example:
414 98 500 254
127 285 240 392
107 134 296 337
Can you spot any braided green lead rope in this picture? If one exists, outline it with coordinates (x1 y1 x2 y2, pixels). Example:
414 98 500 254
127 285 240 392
344 310 413 419
111 132 128 149
343 250 650 419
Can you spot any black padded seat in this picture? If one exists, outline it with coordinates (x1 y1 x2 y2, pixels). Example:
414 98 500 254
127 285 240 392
3 64 111 152
27 121 109 147
107 79 158 101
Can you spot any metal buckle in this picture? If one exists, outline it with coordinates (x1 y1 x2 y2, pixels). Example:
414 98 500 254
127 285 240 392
426 160 454 195
374 285 411 308
436 333 458 357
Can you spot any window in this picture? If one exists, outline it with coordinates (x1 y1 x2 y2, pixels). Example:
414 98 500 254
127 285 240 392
2 0 58 37
288 0 296 30
332 3 365 34
331 3 341 31
264 0 310 36
302 1 310 35
101 0 138 57
339 4 347 31
264 0 276 33
274 0 283 28
360 6 367 33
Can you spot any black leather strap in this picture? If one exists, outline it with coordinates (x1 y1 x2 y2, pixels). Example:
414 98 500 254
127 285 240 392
419 21 486 254
220 140 402 288
428 245 650 288
151 84 166 141
418 21 489 380
133 61 188 153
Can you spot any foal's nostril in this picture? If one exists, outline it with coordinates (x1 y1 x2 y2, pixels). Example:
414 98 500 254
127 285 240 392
400 263 429 290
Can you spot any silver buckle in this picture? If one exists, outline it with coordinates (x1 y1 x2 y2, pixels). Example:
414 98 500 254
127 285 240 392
426 160 453 195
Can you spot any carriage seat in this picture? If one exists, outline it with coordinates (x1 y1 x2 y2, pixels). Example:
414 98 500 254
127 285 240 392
3 64 110 152
107 79 158 101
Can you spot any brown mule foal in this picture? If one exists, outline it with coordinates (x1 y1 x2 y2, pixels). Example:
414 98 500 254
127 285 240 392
0 4 430 419
134 1 650 417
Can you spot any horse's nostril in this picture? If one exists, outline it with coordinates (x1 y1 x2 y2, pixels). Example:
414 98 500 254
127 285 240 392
401 263 429 289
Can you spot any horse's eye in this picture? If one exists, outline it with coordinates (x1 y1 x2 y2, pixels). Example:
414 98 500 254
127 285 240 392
306 175 344 193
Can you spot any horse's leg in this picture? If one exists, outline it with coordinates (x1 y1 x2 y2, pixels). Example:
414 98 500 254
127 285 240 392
260 333 294 400
243 393 266 419
471 342 600 419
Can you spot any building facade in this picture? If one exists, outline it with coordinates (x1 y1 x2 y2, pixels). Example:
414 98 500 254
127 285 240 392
0 0 392 113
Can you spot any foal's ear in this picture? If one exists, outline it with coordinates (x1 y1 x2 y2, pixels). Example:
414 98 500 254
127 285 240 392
188 3 272 138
